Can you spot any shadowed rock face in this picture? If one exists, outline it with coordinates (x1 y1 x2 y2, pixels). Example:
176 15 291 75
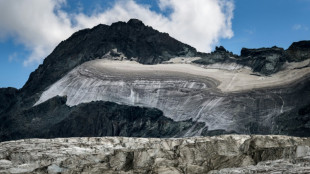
0 96 203 142
287 40 310 62
0 135 309 173
0 88 18 114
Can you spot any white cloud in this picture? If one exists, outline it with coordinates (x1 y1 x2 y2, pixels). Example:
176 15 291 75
0 0 234 66
0 0 77 66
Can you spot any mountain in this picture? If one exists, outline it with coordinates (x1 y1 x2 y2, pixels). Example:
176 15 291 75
22 19 197 98
0 19 310 142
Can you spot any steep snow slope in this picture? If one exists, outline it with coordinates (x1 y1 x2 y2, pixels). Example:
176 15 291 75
34 59 310 135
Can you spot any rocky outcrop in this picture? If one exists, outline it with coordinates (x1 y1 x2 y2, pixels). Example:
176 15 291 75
0 135 309 173
194 46 237 65
195 46 289 75
194 41 310 75
0 96 202 142
287 40 310 62
238 46 287 75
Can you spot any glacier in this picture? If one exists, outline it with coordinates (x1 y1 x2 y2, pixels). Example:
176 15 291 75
34 59 310 135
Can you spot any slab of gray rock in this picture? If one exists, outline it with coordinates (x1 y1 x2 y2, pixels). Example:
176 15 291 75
0 135 310 174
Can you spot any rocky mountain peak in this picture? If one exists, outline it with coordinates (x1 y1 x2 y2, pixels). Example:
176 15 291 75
21 19 197 98
215 46 227 52
127 18 145 26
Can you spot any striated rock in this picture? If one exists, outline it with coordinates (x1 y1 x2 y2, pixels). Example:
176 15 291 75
287 40 310 62
31 59 310 137
0 135 309 173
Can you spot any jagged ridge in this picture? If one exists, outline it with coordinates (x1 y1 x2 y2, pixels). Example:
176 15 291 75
22 19 197 98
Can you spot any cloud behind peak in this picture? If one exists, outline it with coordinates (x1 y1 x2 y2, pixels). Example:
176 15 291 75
0 0 234 66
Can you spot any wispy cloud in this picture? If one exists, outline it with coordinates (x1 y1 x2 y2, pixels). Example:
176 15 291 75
0 0 234 66
8 52 19 62
293 24 309 31
244 29 255 35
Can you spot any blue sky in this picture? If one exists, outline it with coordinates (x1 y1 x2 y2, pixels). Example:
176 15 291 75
0 0 309 88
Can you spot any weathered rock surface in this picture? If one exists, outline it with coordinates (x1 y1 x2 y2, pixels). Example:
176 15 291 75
0 135 309 174
238 46 287 75
209 158 310 174
193 46 237 65
287 40 310 62
0 96 201 142
194 41 310 75
0 88 18 114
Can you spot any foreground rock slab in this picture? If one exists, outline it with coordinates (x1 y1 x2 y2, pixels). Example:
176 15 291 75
0 135 310 174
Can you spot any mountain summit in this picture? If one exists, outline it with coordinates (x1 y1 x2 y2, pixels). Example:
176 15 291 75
22 19 197 97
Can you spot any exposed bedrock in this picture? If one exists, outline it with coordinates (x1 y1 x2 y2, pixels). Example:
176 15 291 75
0 135 309 174
0 96 203 142
195 40 310 75
238 46 287 75
34 60 310 137
287 40 310 62
193 46 237 65
0 87 18 114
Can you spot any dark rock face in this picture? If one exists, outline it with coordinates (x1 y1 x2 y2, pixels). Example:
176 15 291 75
238 46 287 75
0 96 202 142
0 88 18 114
49 102 200 138
195 46 289 75
194 41 310 75
287 40 310 62
22 19 197 98
194 46 237 65
274 103 310 137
